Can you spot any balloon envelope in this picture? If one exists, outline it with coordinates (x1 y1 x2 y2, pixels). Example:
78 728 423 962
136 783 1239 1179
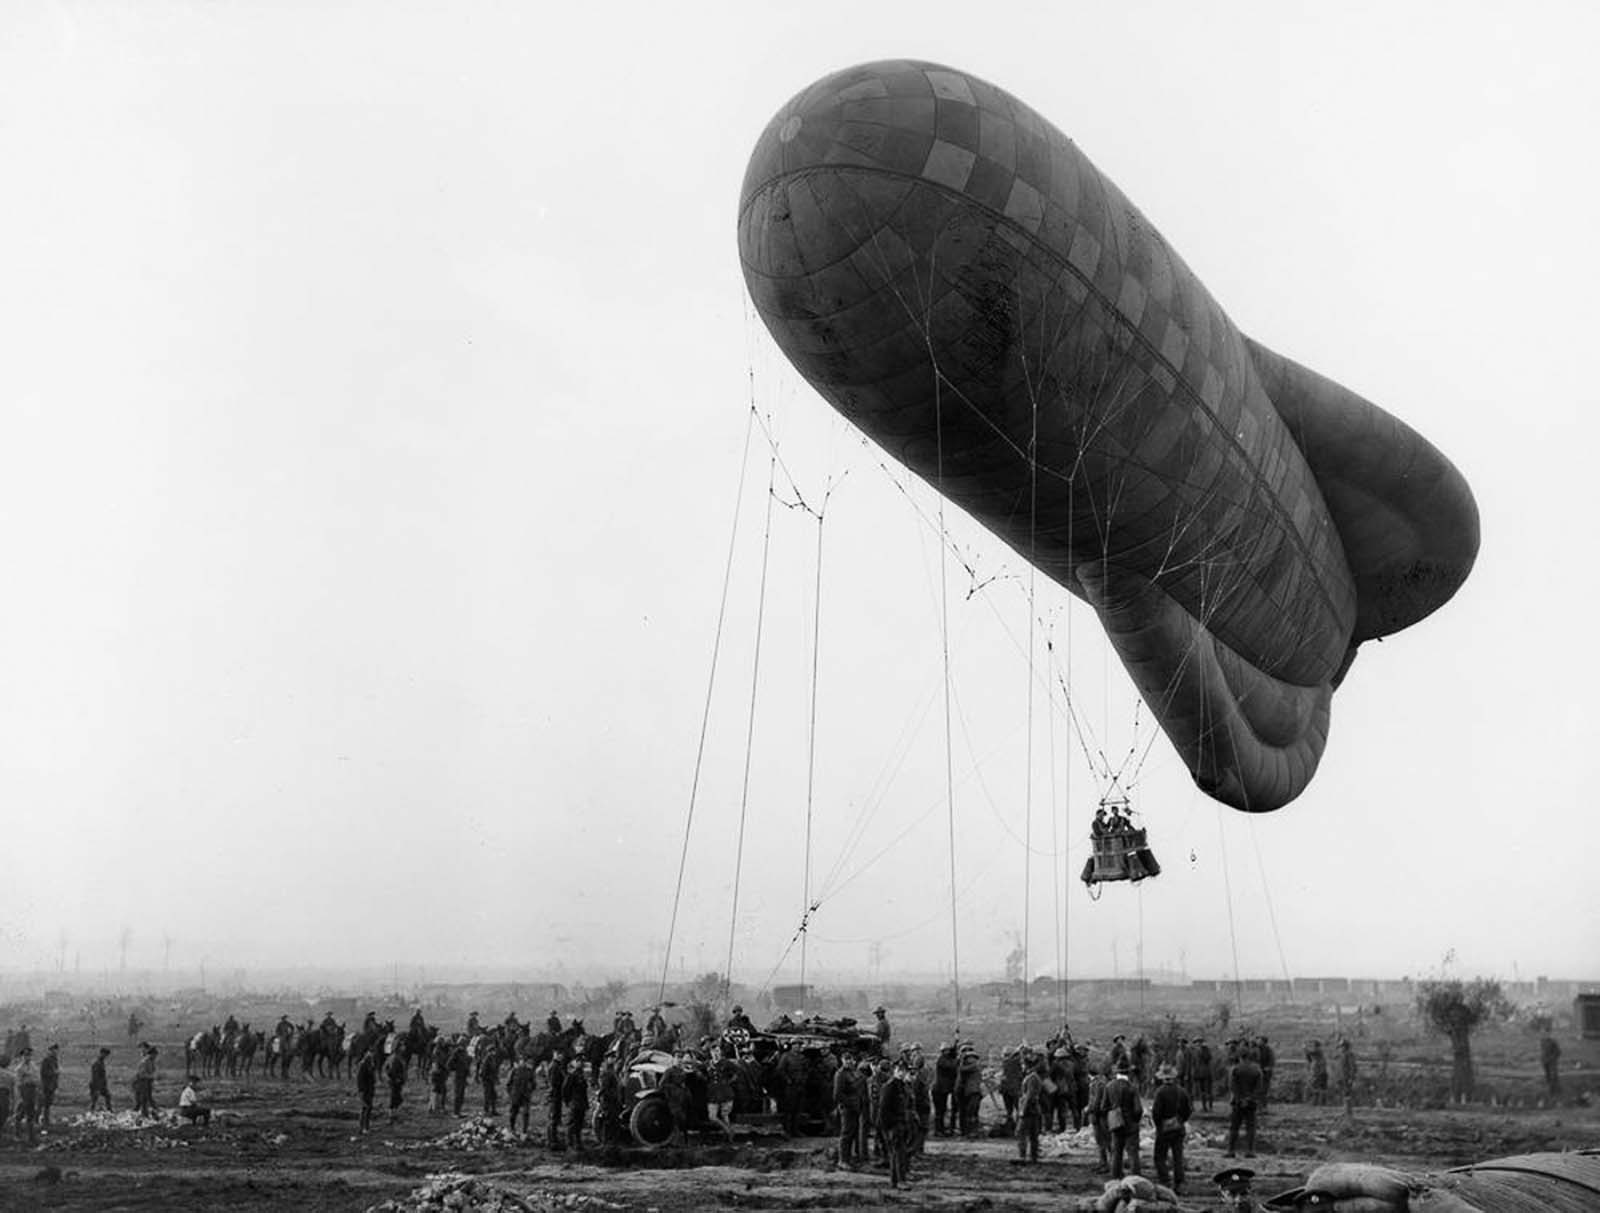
737 60 1478 811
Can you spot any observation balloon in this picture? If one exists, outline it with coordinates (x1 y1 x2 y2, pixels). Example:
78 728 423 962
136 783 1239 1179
737 60 1479 811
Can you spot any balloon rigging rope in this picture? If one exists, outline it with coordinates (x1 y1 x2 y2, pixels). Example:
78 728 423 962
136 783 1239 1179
936 359 963 1034
1023 365 1038 1036
721 442 777 1004
797 486 828 1013
658 400 757 1008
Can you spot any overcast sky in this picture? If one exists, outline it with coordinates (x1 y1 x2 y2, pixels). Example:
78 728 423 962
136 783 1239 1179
1 1 1595 991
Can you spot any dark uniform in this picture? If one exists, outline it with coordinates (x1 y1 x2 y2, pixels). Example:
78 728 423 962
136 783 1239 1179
596 1061 622 1144
1226 1051 1263 1158
1017 1060 1046 1162
833 1058 862 1165
545 1056 567 1147
1151 1068 1192 1192
931 1045 957 1135
384 1051 407 1121
480 1048 501 1116
507 1058 536 1135
1196 1038 1215 1110
40 1046 60 1125
998 1048 1022 1133
356 1052 377 1132
877 1069 910 1188
449 1041 470 1115
1104 1067 1142 1179
1540 1034 1561 1097
564 1064 588 1148
89 1049 112 1111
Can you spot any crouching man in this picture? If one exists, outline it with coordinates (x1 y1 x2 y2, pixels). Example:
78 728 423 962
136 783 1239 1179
178 1075 212 1126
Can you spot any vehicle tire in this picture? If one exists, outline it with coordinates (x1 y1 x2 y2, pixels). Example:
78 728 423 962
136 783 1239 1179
628 1095 676 1149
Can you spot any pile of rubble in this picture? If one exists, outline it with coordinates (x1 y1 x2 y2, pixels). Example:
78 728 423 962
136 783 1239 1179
66 1110 182 1131
386 1116 526 1152
366 1173 627 1213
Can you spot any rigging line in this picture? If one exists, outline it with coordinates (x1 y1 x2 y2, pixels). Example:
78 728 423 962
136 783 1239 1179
658 403 758 1007
1023 361 1039 1039
1246 813 1296 1001
811 854 998 947
1047 610 1064 1022
950 677 1064 859
820 722 1036 904
799 484 831 1015
932 367 962 1038
722 446 778 1002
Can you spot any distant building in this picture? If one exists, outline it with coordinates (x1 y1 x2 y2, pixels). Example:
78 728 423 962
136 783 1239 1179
1576 993 1600 1040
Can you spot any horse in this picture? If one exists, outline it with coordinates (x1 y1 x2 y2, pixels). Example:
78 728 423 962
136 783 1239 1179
238 1029 263 1079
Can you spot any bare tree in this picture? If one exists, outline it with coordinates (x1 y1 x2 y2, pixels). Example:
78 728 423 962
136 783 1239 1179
1416 977 1512 1102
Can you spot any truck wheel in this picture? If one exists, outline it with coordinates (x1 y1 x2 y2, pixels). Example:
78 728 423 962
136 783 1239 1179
628 1096 675 1148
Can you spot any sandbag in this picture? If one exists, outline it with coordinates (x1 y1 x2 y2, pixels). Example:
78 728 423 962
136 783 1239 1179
1119 1175 1159 1202
1408 1189 1484 1213
1305 1163 1414 1204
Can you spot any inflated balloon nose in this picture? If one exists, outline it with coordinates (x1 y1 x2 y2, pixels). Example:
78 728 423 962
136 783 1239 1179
738 59 1477 812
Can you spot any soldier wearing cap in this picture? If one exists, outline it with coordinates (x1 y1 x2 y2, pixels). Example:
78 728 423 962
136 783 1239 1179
833 1054 863 1166
1104 1058 1143 1179
1196 1035 1215 1110
955 1043 984 1136
134 1043 159 1117
90 1046 113 1111
998 1045 1023 1134
1306 1039 1329 1105
906 1045 931 1156
1214 1165 1258 1209
727 1004 754 1034
931 1042 957 1136
13 1047 40 1144
877 1059 911 1188
40 1043 60 1126
1225 1047 1263 1158
872 1006 891 1045
1016 1052 1047 1163
1151 1061 1192 1193
0 1053 13 1140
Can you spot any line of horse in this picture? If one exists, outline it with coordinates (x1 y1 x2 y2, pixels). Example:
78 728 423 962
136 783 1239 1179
184 1014 639 1084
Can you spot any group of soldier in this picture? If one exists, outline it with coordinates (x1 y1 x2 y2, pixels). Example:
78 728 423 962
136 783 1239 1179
0 1025 61 1147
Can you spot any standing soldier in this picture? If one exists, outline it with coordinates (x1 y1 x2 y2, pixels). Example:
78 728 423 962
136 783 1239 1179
506 1055 536 1136
1109 1033 1130 1073
833 1054 861 1167
1175 1037 1193 1098
1016 1052 1047 1163
1151 1062 1192 1194
355 1050 377 1133
1195 1036 1215 1111
89 1047 113 1111
449 1038 471 1116
13 1048 40 1145
1306 1039 1329 1106
872 1006 891 1047
134 1044 159 1117
428 1041 449 1114
931 1043 957 1136
565 1057 589 1149
1104 1060 1143 1180
877 1060 910 1188
545 1053 568 1148
40 1043 60 1127
726 1005 754 1033
0 1054 13 1139
956 1044 984 1136
383 1047 407 1123
998 1046 1023 1135
596 1058 622 1144
908 1047 931 1157
1540 1032 1561 1099
546 1010 563 1036
1225 1047 1263 1158
480 1045 502 1117
1130 1035 1151 1093
1337 1037 1357 1113
1257 1035 1276 1111
777 1043 806 1137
